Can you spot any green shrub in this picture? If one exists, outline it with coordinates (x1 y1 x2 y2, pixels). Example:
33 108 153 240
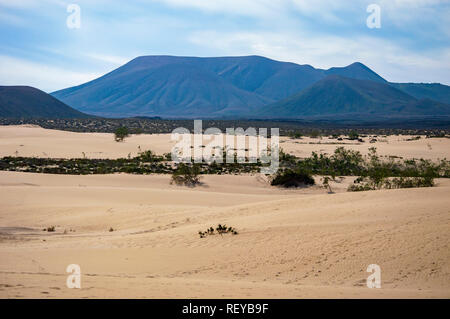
171 163 201 186
114 126 130 142
271 169 315 188
137 150 159 162
390 176 434 189
347 183 376 192
348 131 359 140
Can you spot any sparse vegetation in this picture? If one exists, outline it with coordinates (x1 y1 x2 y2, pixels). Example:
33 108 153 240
348 176 435 192
322 176 333 193
348 131 359 140
114 126 130 142
43 226 56 232
289 147 449 178
271 169 315 188
1 146 449 182
1 118 448 137
309 130 321 138
1 139 448 196
171 163 201 186
198 224 238 238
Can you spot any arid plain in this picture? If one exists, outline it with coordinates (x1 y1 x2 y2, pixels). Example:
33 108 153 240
0 125 449 298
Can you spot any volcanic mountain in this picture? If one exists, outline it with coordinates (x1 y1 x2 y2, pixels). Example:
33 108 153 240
51 56 387 118
50 55 450 119
0 86 90 118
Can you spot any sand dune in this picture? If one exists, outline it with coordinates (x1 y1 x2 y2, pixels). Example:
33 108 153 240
0 171 449 298
1 125 449 160
0 125 449 298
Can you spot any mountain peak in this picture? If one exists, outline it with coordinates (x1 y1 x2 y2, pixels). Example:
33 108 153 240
326 62 386 83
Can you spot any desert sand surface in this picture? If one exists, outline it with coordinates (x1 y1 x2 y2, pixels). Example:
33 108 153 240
0 125 449 298
1 125 449 160
0 171 449 298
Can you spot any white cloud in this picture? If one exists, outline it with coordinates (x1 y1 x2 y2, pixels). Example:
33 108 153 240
84 53 131 65
0 0 66 9
0 11 27 26
154 0 450 28
188 30 450 84
0 55 102 92
0 0 39 8
152 0 284 17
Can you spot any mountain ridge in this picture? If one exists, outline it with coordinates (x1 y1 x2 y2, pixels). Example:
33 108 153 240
49 55 450 119
51 55 388 118
259 75 450 118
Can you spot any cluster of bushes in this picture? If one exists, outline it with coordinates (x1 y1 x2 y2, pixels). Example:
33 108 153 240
348 176 435 192
0 155 268 176
1 145 448 194
198 224 238 238
281 147 449 179
0 156 173 175
278 146 448 192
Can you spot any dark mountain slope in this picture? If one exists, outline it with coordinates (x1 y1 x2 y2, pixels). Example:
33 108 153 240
51 56 388 118
195 55 325 100
389 82 450 104
52 56 273 117
0 86 90 118
51 55 448 119
259 75 450 118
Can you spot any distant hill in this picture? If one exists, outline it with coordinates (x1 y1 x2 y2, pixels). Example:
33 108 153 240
259 75 450 118
0 86 90 118
50 55 450 119
325 62 387 83
51 55 387 118
389 82 450 104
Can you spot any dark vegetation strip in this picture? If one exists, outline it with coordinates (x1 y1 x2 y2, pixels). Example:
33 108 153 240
1 147 449 180
1 117 449 137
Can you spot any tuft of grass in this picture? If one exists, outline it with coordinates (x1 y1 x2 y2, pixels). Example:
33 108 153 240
43 226 56 232
198 224 238 238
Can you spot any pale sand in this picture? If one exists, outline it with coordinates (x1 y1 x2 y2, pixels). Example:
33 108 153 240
0 125 449 298
1 125 449 160
0 171 449 298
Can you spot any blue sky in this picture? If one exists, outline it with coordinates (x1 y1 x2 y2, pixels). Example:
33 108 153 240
0 0 449 92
